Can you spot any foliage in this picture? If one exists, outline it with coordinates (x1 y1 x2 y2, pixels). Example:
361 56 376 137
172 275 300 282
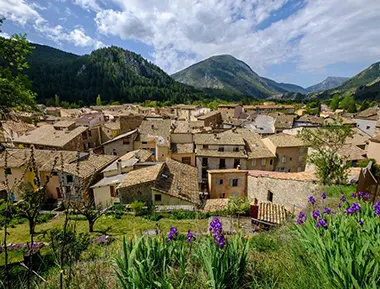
295 194 380 289
359 100 371 111
329 94 340 111
250 234 281 252
0 19 36 113
227 197 250 217
75 199 108 232
54 94 60 107
130 200 145 216
299 122 353 185
96 94 102 106
339 94 357 113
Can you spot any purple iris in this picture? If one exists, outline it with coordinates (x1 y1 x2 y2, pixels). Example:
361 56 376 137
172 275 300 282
209 217 226 249
312 210 321 220
216 235 226 249
340 195 346 202
315 218 328 230
187 230 196 243
345 208 354 215
308 196 315 205
338 203 342 208
363 193 371 200
358 219 364 226
352 203 361 212
359 191 364 197
321 192 326 200
350 193 357 198
167 227 178 242
374 202 380 215
323 207 332 214
297 211 307 224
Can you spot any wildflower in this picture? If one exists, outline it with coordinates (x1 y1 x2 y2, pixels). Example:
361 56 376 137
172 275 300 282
321 192 326 199
209 217 226 249
359 191 364 197
167 227 178 242
352 203 361 212
350 192 357 198
297 211 307 224
216 235 226 249
338 202 342 208
312 210 321 220
363 193 371 200
340 195 346 202
308 196 315 205
323 207 332 214
359 219 364 226
345 208 354 215
187 230 196 243
297 218 304 224
315 218 328 230
374 202 380 215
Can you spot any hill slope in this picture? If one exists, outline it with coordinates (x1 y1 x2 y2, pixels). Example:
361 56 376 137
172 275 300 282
338 62 380 90
25 44 209 105
261 77 307 94
306 77 349 93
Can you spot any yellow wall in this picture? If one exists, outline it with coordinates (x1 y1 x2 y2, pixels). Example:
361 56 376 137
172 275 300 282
367 141 380 163
151 189 193 205
0 167 28 200
275 147 306 172
93 185 116 207
208 171 247 199
170 153 195 166
156 146 169 162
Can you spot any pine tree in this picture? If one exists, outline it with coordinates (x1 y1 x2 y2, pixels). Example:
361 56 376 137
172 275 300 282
54 94 60 107
96 94 102 106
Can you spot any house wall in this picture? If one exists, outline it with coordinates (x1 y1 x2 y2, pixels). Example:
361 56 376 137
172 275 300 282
103 167 132 177
247 176 320 211
275 147 307 172
104 132 137 156
170 153 195 166
118 182 153 205
93 185 115 207
120 115 144 134
354 119 377 137
0 167 27 200
208 172 247 199
156 146 169 162
40 172 61 199
151 189 193 205
367 141 380 163
246 158 275 171
170 133 193 143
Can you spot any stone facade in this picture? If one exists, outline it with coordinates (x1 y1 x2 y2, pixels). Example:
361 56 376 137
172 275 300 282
274 147 307 172
118 182 153 205
104 130 138 156
207 170 247 199
119 115 144 133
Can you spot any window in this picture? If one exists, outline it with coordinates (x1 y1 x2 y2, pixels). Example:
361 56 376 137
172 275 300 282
234 159 240 168
203 145 208 149
230 179 240 187
112 149 117 156
216 179 223 185
155 194 162 202
219 159 226 169
290 157 292 161
261 159 267 166
182 157 191 165
110 186 116 197
233 147 239 152
202 157 208 166
66 175 73 183
46 176 50 183
252 159 257 166
52 171 58 176
4 167 12 175
270 159 273 165
267 191 273 202
202 168 207 179
281 156 287 163
366 126 370 130
123 138 130 145
219 193 226 198
218 146 224 152
142 141 148 145
88 130 92 137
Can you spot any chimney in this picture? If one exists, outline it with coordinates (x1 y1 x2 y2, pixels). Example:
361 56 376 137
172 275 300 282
236 164 241 170
116 159 122 174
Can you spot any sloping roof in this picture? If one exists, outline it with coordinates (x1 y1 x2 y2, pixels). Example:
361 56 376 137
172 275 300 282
370 134 380 143
263 133 305 148
218 104 240 108
102 129 138 145
196 149 246 158
296 115 324 124
194 133 245 145
102 149 153 172
248 170 318 182
256 202 288 224
355 107 379 120
139 120 172 142
172 121 192 133
337 144 366 161
118 164 163 188
90 174 126 188
153 158 200 205
1 120 35 134
197 110 221 120
347 128 371 146
103 121 120 131
13 125 87 148
207 168 247 174
274 115 295 129
53 120 76 128
171 143 194 154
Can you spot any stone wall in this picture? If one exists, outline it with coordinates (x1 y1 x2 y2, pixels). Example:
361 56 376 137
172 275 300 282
120 115 144 134
118 182 153 205
247 175 321 211
208 171 247 199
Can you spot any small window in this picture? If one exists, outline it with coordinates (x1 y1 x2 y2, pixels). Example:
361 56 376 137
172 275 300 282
219 159 226 169
52 171 58 176
142 141 148 145
267 191 273 202
233 147 239 152
202 168 207 178
282 156 286 163
216 179 223 185
218 146 224 152
113 149 117 156
66 175 73 183
261 159 267 166
202 158 208 166
219 193 226 198
123 138 130 145
88 130 92 137
290 157 292 161
252 159 257 166
4 167 12 175
155 194 162 202
366 126 370 130
203 145 208 149
182 157 191 165
270 159 273 165
230 179 240 187
110 186 116 197
46 176 50 183
234 159 240 168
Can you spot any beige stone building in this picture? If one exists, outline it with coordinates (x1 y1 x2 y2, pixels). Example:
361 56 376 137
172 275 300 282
365 135 380 163
207 169 247 199
262 133 308 172
196 110 222 127
102 129 138 156
218 104 243 119
169 121 195 166
101 121 121 142
173 105 208 121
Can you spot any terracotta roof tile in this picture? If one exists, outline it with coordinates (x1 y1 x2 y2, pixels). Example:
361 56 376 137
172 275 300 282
263 133 305 148
118 164 163 188
194 133 245 145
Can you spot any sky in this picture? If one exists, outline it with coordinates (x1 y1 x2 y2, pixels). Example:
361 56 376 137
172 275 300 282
1 0 380 88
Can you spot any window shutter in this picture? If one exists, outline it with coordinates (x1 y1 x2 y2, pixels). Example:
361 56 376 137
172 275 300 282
229 179 233 187
237 179 241 186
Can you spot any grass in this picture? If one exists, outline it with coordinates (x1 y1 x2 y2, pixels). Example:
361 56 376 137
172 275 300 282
323 185 356 198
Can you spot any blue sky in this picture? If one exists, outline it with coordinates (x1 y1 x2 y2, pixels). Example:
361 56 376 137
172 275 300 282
1 0 380 88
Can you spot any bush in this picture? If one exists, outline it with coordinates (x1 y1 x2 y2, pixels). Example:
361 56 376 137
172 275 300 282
130 200 146 216
37 213 54 223
143 212 163 221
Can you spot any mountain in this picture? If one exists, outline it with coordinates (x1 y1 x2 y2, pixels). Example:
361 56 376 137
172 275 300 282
306 77 349 93
24 44 210 105
171 55 306 98
338 62 380 90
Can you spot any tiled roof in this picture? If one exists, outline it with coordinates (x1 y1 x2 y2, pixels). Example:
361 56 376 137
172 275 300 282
248 170 318 181
274 115 295 129
189 121 205 128
203 199 229 212
355 107 379 120
244 105 294 110
13 125 88 148
102 129 138 145
218 104 240 108
118 164 163 188
90 174 125 188
171 143 194 154
194 133 245 145
196 149 246 158
139 120 172 143
337 144 366 161
197 110 221 120
172 121 192 133
297 115 324 124
207 168 247 174
370 134 380 143
173 104 199 110
53 120 76 128
263 133 305 148
0 183 7 191
120 149 153 162
1 120 35 134
154 158 200 205
346 128 370 146
256 202 288 224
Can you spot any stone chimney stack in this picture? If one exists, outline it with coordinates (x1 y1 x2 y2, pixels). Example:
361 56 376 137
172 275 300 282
117 159 122 174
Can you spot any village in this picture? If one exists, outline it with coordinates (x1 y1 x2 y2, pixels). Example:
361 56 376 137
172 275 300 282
1 102 379 226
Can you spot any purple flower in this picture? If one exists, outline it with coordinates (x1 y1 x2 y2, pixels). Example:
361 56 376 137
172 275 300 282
312 210 321 220
187 230 195 243
338 203 342 208
363 193 371 200
352 203 361 212
315 218 328 230
345 208 354 215
297 211 307 225
321 192 326 199
340 195 346 202
359 191 364 197
359 219 364 226
350 193 357 198
167 227 178 242
297 218 304 224
374 202 380 215
323 207 332 214
308 196 315 205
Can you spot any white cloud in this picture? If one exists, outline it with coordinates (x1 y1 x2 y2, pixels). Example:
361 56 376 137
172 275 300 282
0 31 10 38
0 0 42 25
73 0 101 12
94 0 380 75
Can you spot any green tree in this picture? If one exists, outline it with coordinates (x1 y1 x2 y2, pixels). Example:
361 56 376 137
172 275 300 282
54 94 60 107
339 94 356 113
330 94 340 111
0 18 36 114
227 197 250 228
299 122 353 185
359 100 370 111
96 94 102 106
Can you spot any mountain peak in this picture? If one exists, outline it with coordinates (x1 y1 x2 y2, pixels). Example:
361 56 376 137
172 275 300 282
306 76 349 93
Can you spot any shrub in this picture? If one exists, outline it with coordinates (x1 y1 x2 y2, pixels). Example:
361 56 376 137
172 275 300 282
37 213 54 223
143 212 163 221
130 200 146 216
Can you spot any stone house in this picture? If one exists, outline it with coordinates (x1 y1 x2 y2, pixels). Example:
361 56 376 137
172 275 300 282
207 168 247 199
262 133 308 172
102 129 138 156
247 170 321 211
218 104 243 119
294 115 324 128
169 121 195 166
91 174 125 207
196 110 222 127
367 134 380 163
269 113 295 133
0 120 35 143
119 114 144 134
354 107 379 137
76 112 105 129
173 105 208 121
244 104 295 114
101 121 121 142
244 115 275 135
